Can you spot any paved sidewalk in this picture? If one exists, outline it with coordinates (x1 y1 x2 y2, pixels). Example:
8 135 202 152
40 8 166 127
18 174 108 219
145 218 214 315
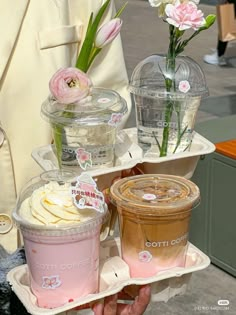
116 0 236 98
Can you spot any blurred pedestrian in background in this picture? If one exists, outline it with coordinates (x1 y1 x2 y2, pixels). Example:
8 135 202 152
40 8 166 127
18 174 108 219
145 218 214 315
204 0 236 65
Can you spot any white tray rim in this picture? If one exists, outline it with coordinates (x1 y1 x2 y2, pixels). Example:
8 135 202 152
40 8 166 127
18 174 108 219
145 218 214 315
31 128 215 177
7 239 211 315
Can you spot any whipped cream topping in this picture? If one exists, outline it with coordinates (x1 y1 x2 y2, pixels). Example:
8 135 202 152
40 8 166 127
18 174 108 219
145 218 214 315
19 182 96 226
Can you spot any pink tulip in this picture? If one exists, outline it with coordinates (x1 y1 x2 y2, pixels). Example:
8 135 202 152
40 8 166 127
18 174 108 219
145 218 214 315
49 67 93 104
95 18 122 48
165 1 205 31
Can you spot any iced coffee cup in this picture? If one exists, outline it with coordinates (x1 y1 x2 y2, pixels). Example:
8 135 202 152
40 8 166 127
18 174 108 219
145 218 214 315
13 170 107 309
110 174 200 278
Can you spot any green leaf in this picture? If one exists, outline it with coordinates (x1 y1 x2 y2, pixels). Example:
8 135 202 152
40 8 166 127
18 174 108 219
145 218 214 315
114 1 128 18
52 105 76 169
175 28 184 38
199 14 216 31
76 0 111 72
86 13 94 35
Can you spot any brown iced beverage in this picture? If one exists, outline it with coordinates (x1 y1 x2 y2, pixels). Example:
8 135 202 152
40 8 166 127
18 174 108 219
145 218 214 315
110 174 200 278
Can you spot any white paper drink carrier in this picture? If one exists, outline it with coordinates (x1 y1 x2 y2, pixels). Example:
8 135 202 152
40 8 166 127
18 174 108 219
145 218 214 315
7 125 215 314
32 127 215 179
7 237 210 315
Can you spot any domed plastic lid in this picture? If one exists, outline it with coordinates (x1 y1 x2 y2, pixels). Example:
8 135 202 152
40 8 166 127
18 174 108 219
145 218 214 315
13 170 108 236
41 87 127 125
110 174 200 216
129 55 209 98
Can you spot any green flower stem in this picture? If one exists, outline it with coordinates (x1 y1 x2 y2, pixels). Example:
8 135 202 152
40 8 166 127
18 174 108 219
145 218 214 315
52 105 75 169
159 99 173 156
176 107 181 141
173 125 188 154
152 131 161 152
87 47 102 70
52 124 63 169
157 15 216 157
173 103 181 153
159 25 176 156
159 25 192 157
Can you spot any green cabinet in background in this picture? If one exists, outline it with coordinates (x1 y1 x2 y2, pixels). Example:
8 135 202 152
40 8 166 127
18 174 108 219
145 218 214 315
189 115 236 277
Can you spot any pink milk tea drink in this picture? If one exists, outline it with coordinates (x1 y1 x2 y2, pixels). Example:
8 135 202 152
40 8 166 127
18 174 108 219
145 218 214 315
110 174 200 278
13 170 107 309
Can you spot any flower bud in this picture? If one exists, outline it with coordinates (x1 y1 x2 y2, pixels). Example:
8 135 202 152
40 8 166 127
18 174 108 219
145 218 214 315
95 18 122 48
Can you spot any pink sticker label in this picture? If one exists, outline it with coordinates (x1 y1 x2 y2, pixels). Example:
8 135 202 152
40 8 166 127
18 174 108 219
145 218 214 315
179 80 190 93
97 98 111 104
142 193 156 200
42 275 61 289
76 148 92 170
108 113 123 126
138 250 152 263
71 173 105 213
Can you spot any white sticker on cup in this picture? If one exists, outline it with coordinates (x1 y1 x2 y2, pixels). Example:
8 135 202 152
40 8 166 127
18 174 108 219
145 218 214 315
142 194 156 201
71 173 105 213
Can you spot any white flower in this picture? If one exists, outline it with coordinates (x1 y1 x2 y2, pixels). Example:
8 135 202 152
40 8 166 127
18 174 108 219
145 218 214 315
190 0 200 4
148 0 162 7
149 0 200 9
149 0 175 7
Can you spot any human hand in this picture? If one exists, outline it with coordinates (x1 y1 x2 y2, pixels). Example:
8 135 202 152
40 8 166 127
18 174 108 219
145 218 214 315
92 285 151 315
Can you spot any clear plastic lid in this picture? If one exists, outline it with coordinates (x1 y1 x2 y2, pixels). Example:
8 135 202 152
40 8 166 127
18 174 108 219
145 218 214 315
129 55 209 98
13 170 108 236
41 87 128 125
110 174 200 215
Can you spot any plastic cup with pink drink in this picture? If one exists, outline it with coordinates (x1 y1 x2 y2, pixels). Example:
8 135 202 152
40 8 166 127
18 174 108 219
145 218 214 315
110 174 200 278
13 170 107 309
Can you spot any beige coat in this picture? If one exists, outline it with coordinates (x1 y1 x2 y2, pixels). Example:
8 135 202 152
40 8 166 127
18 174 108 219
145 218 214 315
0 0 130 252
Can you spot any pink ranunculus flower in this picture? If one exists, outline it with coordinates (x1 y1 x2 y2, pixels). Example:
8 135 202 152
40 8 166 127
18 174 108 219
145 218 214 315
49 67 93 104
95 18 123 48
165 1 206 31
